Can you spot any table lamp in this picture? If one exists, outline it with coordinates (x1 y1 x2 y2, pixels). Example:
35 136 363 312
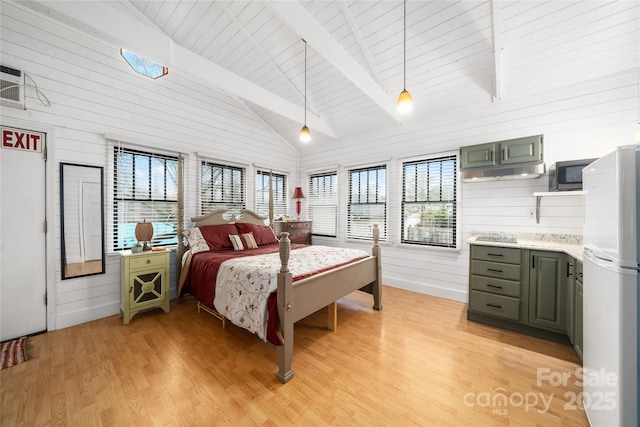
292 187 305 219
135 220 154 251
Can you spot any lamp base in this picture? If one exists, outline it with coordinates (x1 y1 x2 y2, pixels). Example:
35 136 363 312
142 242 152 251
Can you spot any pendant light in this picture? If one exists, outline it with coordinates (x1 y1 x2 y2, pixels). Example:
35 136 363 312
300 39 311 142
397 0 413 114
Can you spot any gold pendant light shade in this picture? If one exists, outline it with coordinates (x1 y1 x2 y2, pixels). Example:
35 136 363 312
300 125 311 142
397 89 413 114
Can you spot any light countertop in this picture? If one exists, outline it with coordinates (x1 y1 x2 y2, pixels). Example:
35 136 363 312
467 236 583 261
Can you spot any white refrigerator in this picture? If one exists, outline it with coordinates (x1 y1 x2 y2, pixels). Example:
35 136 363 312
583 144 639 427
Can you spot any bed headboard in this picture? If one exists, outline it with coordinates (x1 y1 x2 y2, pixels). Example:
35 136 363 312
189 208 268 227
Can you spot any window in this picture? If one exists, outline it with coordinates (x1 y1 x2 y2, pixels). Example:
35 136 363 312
113 146 178 250
347 165 387 241
201 162 245 217
308 172 337 237
120 49 168 79
402 155 457 248
255 170 286 221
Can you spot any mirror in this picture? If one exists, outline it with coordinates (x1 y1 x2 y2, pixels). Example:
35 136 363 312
60 163 105 280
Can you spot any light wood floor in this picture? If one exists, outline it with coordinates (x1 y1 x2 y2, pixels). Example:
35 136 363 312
1 286 588 426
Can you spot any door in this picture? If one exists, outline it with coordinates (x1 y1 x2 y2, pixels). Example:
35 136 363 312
0 126 47 341
528 250 567 332
499 135 542 165
459 142 497 169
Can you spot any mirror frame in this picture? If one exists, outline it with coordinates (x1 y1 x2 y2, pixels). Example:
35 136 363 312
60 162 105 280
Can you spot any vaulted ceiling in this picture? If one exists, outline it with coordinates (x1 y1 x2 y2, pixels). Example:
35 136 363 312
16 1 639 148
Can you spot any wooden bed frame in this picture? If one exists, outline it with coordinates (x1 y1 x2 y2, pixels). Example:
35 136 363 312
177 208 382 383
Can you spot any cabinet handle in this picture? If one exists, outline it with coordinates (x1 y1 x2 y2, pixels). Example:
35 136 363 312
502 147 507 161
490 150 494 162
532 255 535 269
487 284 503 289
486 303 503 310
567 261 573 277
146 259 151 264
487 268 503 273
487 253 503 257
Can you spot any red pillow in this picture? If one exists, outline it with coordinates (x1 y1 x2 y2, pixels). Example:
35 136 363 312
236 223 277 245
199 224 239 250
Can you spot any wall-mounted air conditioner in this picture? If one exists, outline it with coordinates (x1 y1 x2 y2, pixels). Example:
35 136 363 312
0 65 24 109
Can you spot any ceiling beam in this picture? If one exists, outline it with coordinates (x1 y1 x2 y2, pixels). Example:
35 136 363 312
16 0 338 139
337 2 387 92
267 0 400 124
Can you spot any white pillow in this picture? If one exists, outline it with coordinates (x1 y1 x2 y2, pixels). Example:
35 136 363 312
229 234 244 251
183 227 209 254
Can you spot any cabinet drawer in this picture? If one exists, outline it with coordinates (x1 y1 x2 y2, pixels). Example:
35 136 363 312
471 245 521 264
287 222 310 231
129 254 166 271
469 290 520 321
471 260 521 281
470 275 521 298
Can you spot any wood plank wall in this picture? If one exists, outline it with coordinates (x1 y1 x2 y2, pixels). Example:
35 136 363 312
0 2 296 330
299 2 639 302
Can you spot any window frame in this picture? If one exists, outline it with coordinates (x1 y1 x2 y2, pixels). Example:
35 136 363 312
200 161 246 217
308 171 338 237
111 145 179 251
347 164 387 241
400 153 458 249
255 170 287 221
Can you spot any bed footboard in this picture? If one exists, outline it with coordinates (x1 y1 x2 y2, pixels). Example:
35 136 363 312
276 225 382 383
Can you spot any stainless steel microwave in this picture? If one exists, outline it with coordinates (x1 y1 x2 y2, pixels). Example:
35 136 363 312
548 158 597 191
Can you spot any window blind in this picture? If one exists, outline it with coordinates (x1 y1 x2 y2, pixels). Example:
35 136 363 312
201 161 245 217
401 154 457 248
308 172 337 237
347 165 387 241
255 170 286 221
113 146 179 250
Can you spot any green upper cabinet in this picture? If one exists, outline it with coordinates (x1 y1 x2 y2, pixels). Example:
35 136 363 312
460 135 543 170
528 250 567 332
500 135 543 165
460 142 497 169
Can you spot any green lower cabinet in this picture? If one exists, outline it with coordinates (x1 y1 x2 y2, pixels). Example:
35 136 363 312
527 250 567 332
574 262 584 362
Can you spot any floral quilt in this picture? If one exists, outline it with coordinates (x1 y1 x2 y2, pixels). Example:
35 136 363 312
213 245 369 341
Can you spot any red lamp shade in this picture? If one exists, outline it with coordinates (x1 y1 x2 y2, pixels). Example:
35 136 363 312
135 220 154 251
292 187 305 218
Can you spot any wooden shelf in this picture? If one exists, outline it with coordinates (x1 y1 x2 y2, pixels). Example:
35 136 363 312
533 191 585 223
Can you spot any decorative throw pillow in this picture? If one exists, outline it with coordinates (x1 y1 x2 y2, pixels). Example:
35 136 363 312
241 232 258 249
229 234 244 251
236 223 278 245
182 228 209 254
199 224 239 250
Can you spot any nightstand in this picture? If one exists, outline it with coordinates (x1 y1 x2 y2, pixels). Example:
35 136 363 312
120 250 170 325
273 220 312 245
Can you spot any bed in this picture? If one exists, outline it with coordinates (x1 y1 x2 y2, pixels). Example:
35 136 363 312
177 208 382 383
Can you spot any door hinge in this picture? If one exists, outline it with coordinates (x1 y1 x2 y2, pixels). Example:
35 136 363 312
44 219 47 234
43 146 47 161
44 290 47 305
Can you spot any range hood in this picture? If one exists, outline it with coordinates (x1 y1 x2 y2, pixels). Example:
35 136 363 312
461 163 546 182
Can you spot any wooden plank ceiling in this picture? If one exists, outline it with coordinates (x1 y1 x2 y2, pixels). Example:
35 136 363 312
18 1 639 147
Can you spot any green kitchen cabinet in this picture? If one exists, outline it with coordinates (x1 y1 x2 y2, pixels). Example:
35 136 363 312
460 142 498 169
460 135 542 170
574 261 584 362
528 250 567 333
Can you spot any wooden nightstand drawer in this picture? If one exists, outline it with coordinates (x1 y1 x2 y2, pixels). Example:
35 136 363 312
273 220 312 245
129 253 166 271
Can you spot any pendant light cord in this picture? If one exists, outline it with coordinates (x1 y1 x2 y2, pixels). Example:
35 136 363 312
403 0 406 91
304 39 307 126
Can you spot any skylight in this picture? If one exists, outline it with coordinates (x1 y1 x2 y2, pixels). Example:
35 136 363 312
120 49 168 79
